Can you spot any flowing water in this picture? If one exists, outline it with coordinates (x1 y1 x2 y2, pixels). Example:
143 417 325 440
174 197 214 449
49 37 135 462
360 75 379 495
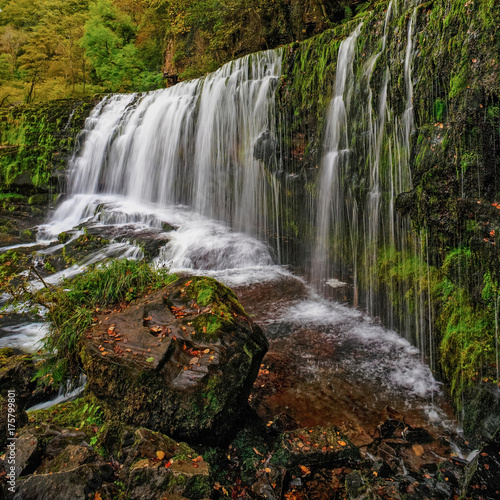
0 5 462 451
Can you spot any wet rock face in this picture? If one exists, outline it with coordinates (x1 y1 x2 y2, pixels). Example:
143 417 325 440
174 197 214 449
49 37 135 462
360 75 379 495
81 276 268 444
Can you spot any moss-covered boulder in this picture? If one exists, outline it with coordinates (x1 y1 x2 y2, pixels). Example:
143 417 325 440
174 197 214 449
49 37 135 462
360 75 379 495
81 276 268 443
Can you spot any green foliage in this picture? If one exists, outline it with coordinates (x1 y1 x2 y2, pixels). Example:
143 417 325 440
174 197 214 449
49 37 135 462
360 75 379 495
31 259 176 384
0 98 95 192
378 245 499 406
81 0 163 92
433 98 446 122
27 396 105 445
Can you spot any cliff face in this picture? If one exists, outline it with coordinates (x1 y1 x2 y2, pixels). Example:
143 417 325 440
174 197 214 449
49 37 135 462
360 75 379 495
0 98 98 196
277 0 500 433
0 98 98 244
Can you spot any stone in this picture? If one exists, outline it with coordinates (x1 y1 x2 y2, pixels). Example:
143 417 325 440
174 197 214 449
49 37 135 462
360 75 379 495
251 465 286 500
13 430 39 478
403 426 433 444
272 426 360 469
345 470 364 499
253 130 279 168
81 276 268 443
464 437 500 499
37 445 97 474
13 464 107 500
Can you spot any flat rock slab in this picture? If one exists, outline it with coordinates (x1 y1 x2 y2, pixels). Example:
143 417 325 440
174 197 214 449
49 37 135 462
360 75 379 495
82 276 268 443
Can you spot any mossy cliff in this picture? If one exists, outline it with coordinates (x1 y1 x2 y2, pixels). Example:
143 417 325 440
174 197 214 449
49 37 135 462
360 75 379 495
275 0 500 433
0 97 98 197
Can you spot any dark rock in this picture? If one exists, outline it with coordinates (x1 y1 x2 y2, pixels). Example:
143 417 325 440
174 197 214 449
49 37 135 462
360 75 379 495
11 172 34 187
14 465 97 500
0 350 57 443
126 454 210 500
120 427 181 470
43 429 88 459
253 130 279 168
379 419 404 439
403 426 433 444
372 460 393 478
345 470 365 499
271 426 360 469
463 383 500 441
38 445 97 475
81 276 268 443
464 436 500 499
0 350 37 409
251 465 286 500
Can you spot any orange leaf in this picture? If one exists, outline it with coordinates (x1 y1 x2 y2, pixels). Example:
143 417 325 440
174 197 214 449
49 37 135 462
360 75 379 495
337 440 347 446
299 465 311 475
156 451 165 460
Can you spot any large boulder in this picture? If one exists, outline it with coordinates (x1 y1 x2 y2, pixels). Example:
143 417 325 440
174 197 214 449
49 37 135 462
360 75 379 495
81 276 268 443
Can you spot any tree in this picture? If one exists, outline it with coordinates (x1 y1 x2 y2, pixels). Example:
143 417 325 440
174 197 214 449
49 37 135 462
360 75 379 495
81 0 162 91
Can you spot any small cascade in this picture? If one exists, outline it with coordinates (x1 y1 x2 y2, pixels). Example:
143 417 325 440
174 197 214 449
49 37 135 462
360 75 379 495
310 2 428 351
311 24 362 291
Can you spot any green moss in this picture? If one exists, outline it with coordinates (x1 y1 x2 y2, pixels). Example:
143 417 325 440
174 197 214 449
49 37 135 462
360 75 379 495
0 98 96 194
433 98 447 121
29 259 177 384
377 244 499 406
27 396 102 432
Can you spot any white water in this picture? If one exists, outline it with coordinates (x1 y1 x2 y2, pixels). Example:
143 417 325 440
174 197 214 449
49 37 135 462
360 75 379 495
0 322 48 352
42 50 282 247
312 24 362 289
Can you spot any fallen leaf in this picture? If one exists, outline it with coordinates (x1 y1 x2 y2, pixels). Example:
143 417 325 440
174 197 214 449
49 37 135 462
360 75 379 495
264 467 271 473
337 440 347 446
157 451 165 460
146 357 154 363
299 465 311 475
412 444 424 456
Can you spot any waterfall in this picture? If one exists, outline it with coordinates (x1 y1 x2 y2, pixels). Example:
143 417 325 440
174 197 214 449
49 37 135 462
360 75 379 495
44 51 282 251
311 24 362 291
310 2 427 349
40 1 429 352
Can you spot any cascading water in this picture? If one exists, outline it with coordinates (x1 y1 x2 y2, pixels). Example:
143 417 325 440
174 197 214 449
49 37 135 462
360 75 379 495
43 51 282 250
311 24 362 293
310 3 431 358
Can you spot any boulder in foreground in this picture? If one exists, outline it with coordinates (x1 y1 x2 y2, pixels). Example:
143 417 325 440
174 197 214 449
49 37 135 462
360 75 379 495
81 276 268 443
